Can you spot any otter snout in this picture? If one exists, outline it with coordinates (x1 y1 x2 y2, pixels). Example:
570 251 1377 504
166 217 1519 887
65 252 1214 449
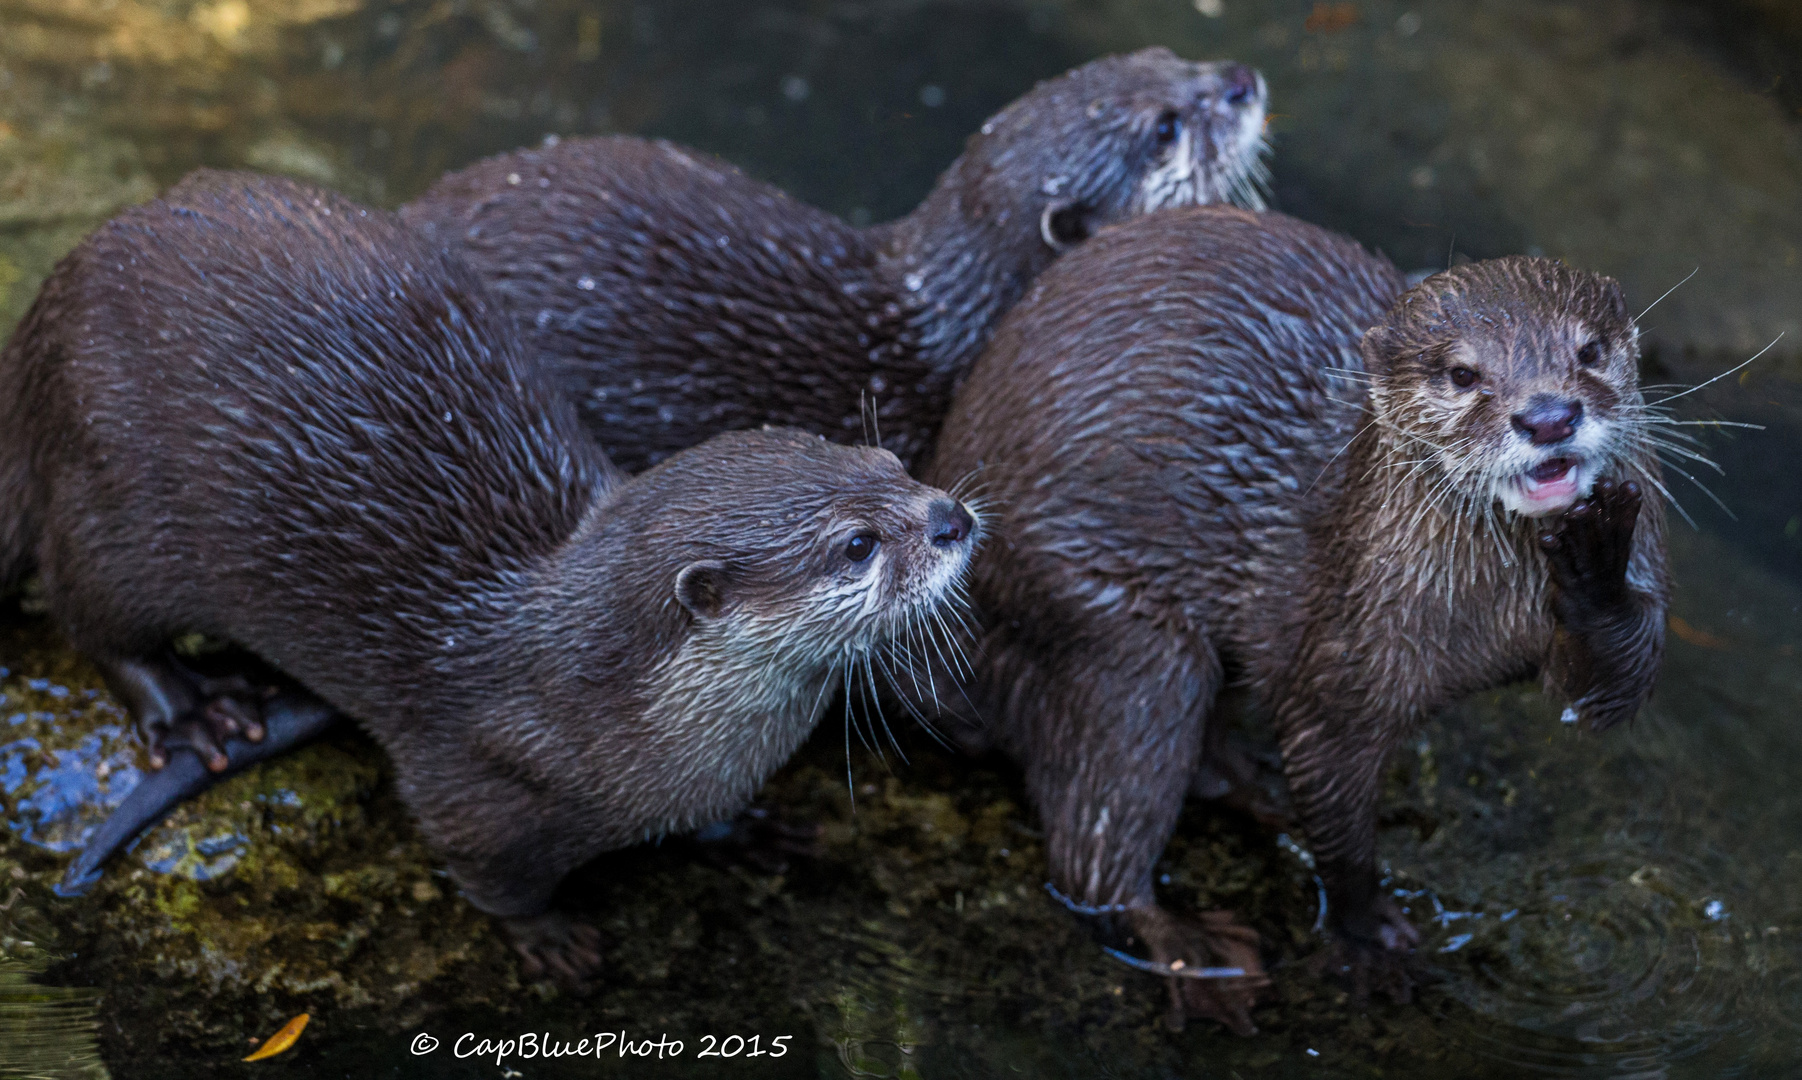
929 499 976 548
1511 395 1583 446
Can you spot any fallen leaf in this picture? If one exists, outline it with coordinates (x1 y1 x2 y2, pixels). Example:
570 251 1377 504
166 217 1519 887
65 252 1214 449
243 1014 309 1062
1669 616 1729 649
1305 2 1359 33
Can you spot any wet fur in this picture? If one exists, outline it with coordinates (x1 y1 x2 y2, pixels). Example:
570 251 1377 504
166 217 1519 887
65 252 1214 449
924 207 1668 1011
402 48 1268 471
0 172 972 933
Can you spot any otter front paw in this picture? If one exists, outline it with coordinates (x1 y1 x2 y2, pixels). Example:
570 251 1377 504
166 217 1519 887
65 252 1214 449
144 669 269 773
688 804 822 875
1537 478 1642 620
504 911 605 992
1120 904 1268 1035
1313 893 1423 1004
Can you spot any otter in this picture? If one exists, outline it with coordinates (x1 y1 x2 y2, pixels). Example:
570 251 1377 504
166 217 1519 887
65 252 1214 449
0 171 978 983
400 48 1269 473
918 206 1668 1032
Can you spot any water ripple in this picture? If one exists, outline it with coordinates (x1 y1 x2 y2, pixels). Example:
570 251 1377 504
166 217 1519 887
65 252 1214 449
1424 854 1765 1077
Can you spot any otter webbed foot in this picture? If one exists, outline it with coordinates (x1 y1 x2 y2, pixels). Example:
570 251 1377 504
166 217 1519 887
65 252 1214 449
1311 892 1423 1004
689 804 823 875
97 654 270 773
1538 478 1641 621
504 911 605 992
1117 904 1268 1035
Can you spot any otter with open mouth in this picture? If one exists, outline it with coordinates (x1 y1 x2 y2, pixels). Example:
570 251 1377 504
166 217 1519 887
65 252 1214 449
402 47 1269 472
919 206 1670 1032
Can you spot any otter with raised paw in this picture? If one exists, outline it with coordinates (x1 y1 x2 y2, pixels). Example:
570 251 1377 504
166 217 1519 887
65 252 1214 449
401 48 1268 472
0 171 978 984
921 206 1668 1031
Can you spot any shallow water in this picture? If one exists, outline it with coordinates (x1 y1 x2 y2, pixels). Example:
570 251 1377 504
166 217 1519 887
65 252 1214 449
0 0 1800 1076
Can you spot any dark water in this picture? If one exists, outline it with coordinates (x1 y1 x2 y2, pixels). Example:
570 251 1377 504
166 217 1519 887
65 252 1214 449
1 0 1800 1076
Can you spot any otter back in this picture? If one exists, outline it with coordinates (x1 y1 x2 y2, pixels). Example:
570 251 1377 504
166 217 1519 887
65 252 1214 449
403 49 1270 471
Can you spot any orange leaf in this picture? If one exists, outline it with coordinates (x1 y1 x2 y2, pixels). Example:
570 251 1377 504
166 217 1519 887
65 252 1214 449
1305 2 1359 33
1668 616 1729 650
243 1013 309 1062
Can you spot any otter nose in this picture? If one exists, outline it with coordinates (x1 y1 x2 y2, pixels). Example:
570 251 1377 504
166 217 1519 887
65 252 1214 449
928 499 974 547
1220 64 1260 107
1511 396 1583 446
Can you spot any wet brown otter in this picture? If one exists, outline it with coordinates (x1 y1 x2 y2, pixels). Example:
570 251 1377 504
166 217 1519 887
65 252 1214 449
401 48 1269 472
0 171 978 983
919 206 1669 1031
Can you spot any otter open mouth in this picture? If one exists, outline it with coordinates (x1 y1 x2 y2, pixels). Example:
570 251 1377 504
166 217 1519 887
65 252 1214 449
1514 456 1584 516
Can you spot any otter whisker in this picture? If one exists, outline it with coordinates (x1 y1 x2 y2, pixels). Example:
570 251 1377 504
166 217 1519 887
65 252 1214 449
1654 457 1736 519
875 646 956 751
861 652 908 764
1628 463 1698 529
1648 332 1784 406
892 619 933 708
903 608 942 702
1635 266 1698 321
1625 413 1765 432
1642 436 1725 476
944 465 989 503
928 606 975 682
1307 417 1383 496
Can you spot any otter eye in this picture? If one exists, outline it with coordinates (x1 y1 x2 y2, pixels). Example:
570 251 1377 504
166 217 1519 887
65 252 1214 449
1449 366 1481 389
843 532 879 563
1153 110 1182 147
1577 340 1603 366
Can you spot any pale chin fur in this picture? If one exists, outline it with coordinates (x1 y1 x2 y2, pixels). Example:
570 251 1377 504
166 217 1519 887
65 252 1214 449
1136 93 1270 213
1494 458 1597 518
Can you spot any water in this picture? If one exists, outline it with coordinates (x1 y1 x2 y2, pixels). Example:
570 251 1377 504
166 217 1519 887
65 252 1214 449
1 0 1800 1075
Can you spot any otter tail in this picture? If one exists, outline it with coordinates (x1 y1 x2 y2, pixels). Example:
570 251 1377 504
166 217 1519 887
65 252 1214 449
57 693 341 895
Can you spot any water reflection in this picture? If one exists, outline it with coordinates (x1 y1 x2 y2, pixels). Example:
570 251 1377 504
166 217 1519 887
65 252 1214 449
0 0 1799 1076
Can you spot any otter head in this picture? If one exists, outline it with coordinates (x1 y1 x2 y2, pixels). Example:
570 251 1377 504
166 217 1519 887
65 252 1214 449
1361 256 1646 519
944 47 1268 253
646 428 978 674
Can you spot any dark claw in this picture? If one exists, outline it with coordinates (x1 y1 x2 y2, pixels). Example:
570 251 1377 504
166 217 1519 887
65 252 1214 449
1120 904 1268 1036
1307 935 1424 1006
504 911 604 994
205 696 266 743
143 674 270 774
1540 475 1642 617
1315 892 1423 1004
688 804 823 875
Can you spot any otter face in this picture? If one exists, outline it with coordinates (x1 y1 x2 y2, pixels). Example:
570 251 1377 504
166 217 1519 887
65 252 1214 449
656 429 978 667
971 47 1269 251
1363 257 1646 520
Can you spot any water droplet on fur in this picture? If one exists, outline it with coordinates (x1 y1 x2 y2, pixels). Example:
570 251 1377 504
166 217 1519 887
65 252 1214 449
904 272 924 292
577 276 596 291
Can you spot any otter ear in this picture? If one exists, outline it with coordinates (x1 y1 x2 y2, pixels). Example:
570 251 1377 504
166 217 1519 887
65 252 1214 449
1040 200 1091 252
1358 323 1399 372
675 560 732 620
